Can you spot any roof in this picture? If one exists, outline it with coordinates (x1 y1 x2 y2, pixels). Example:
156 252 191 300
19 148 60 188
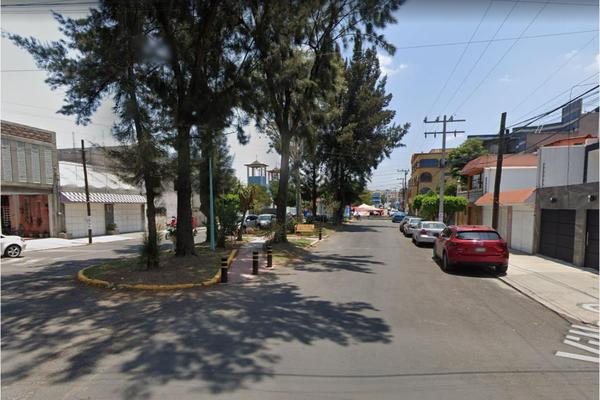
1 120 56 145
543 135 595 147
245 159 268 167
474 188 536 206
60 191 146 204
460 154 538 176
59 161 138 192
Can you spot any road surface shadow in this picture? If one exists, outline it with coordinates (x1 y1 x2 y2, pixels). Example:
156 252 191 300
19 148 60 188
1 253 391 399
431 257 503 278
295 253 382 274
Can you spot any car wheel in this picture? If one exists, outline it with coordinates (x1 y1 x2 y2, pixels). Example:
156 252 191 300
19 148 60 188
5 244 21 258
496 265 508 275
442 252 453 272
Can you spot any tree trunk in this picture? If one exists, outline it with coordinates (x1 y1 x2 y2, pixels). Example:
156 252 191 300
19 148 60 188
143 178 159 269
275 131 291 242
175 126 196 256
311 161 317 216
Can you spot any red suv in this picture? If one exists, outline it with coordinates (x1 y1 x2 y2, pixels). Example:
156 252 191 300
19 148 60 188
433 225 509 274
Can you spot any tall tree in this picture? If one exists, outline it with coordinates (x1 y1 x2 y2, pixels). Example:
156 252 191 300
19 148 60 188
245 0 404 241
321 36 409 223
447 139 488 183
9 1 165 269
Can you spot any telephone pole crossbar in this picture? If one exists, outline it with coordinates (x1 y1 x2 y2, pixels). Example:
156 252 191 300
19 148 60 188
423 115 466 223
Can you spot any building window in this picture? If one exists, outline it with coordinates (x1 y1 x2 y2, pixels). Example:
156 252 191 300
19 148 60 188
44 149 53 185
31 145 41 183
16 143 27 182
419 158 439 168
420 172 433 183
1 143 12 181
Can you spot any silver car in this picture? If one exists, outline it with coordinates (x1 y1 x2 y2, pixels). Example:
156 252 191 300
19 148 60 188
412 221 446 246
403 217 422 237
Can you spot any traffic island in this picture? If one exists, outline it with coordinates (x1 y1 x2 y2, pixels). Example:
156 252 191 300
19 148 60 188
77 244 238 290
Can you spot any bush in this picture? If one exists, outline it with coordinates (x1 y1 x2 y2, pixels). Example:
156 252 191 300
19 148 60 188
216 194 240 247
415 194 467 223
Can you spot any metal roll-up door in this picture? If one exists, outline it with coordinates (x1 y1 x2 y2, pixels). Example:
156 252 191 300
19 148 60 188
538 209 575 263
585 210 599 269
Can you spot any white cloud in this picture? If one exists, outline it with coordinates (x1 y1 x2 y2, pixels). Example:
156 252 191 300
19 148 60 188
377 52 407 76
584 53 600 72
564 49 579 59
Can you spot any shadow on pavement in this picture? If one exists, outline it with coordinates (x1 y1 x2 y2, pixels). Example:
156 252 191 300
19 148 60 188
1 251 392 399
431 256 502 278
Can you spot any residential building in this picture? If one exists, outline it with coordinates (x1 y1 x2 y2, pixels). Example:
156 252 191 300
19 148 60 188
457 153 538 252
407 148 456 210
534 136 598 268
371 191 382 206
58 161 147 238
1 121 59 237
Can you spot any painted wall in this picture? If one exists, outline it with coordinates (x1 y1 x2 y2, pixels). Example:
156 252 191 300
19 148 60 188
482 167 537 194
537 145 586 188
586 148 598 183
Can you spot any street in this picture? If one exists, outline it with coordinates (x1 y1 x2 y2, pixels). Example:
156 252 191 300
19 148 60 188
1 219 598 399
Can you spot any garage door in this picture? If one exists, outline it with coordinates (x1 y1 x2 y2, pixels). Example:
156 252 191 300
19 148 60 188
585 210 598 269
65 203 106 238
511 207 534 253
114 204 143 233
539 209 575 263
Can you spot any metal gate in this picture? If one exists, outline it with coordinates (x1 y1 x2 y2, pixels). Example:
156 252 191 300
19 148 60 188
539 209 575 263
585 210 598 269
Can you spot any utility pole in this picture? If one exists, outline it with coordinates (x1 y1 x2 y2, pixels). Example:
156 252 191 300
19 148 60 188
492 112 507 230
208 155 216 251
424 115 465 222
398 169 409 211
81 140 92 244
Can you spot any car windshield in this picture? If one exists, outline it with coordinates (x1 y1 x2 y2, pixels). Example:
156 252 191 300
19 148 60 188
409 218 421 224
258 215 271 221
422 223 445 230
456 231 501 240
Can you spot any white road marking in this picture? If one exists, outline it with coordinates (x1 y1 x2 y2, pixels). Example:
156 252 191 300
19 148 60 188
566 335 580 341
555 351 599 363
580 303 600 313
568 330 600 339
589 340 599 346
563 340 600 355
571 324 599 333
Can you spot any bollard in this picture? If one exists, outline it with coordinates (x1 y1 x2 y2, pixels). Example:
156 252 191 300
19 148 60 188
252 251 259 275
267 245 273 268
319 227 323 240
220 256 228 283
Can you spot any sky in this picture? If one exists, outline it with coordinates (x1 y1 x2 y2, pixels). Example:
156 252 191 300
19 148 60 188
1 0 599 190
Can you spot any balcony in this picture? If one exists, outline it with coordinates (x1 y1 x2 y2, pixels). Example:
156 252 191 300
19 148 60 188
457 188 483 203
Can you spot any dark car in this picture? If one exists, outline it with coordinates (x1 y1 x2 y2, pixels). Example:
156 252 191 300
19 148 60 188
391 212 406 223
433 225 509 274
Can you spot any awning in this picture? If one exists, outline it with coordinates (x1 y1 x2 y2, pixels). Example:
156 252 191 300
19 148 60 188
60 191 146 204
474 188 535 206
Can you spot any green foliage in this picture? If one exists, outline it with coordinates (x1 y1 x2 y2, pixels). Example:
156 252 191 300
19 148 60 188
250 184 272 212
412 191 436 211
445 182 458 196
447 139 488 181
413 194 468 223
216 194 240 248
358 190 373 205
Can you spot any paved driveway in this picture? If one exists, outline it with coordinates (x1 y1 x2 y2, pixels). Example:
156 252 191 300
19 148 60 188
1 220 597 399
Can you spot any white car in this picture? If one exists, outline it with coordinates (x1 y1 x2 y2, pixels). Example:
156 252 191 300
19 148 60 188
403 217 422 237
412 221 446 246
1 234 26 258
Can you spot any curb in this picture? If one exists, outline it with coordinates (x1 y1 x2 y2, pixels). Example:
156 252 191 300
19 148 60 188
77 249 238 291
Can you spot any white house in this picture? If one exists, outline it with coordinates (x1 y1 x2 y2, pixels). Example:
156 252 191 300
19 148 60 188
58 161 146 238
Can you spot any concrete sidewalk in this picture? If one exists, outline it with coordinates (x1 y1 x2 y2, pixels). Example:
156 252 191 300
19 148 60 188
24 232 145 251
227 238 269 284
502 252 599 325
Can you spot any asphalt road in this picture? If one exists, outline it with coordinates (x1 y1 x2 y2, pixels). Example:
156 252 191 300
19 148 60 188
1 219 598 399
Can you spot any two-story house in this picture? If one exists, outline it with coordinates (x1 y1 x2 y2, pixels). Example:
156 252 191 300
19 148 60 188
457 153 538 252
534 135 598 269
407 149 456 211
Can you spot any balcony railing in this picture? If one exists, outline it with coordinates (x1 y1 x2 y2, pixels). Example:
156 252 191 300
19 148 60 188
457 188 483 203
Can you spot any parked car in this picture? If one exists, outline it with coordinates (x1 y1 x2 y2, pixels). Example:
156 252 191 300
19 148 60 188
412 221 446 246
1 234 26 258
257 214 276 229
398 216 413 232
403 217 422 236
433 225 509 274
391 212 406 223
242 214 258 229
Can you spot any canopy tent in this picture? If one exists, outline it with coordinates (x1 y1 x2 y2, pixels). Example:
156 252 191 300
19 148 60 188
352 203 384 216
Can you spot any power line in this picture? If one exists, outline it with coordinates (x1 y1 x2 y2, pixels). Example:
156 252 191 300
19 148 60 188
425 1 493 116
440 0 519 114
453 0 552 115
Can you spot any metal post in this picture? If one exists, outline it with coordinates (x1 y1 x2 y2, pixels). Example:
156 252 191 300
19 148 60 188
208 156 216 251
81 140 92 244
252 251 259 275
266 245 272 268
439 115 447 223
492 112 507 230
220 256 228 283
319 227 322 240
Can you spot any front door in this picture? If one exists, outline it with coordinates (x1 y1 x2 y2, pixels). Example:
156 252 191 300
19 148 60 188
104 204 114 230
585 210 598 269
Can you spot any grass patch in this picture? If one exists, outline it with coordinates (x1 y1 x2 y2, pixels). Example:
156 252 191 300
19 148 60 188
84 243 233 285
